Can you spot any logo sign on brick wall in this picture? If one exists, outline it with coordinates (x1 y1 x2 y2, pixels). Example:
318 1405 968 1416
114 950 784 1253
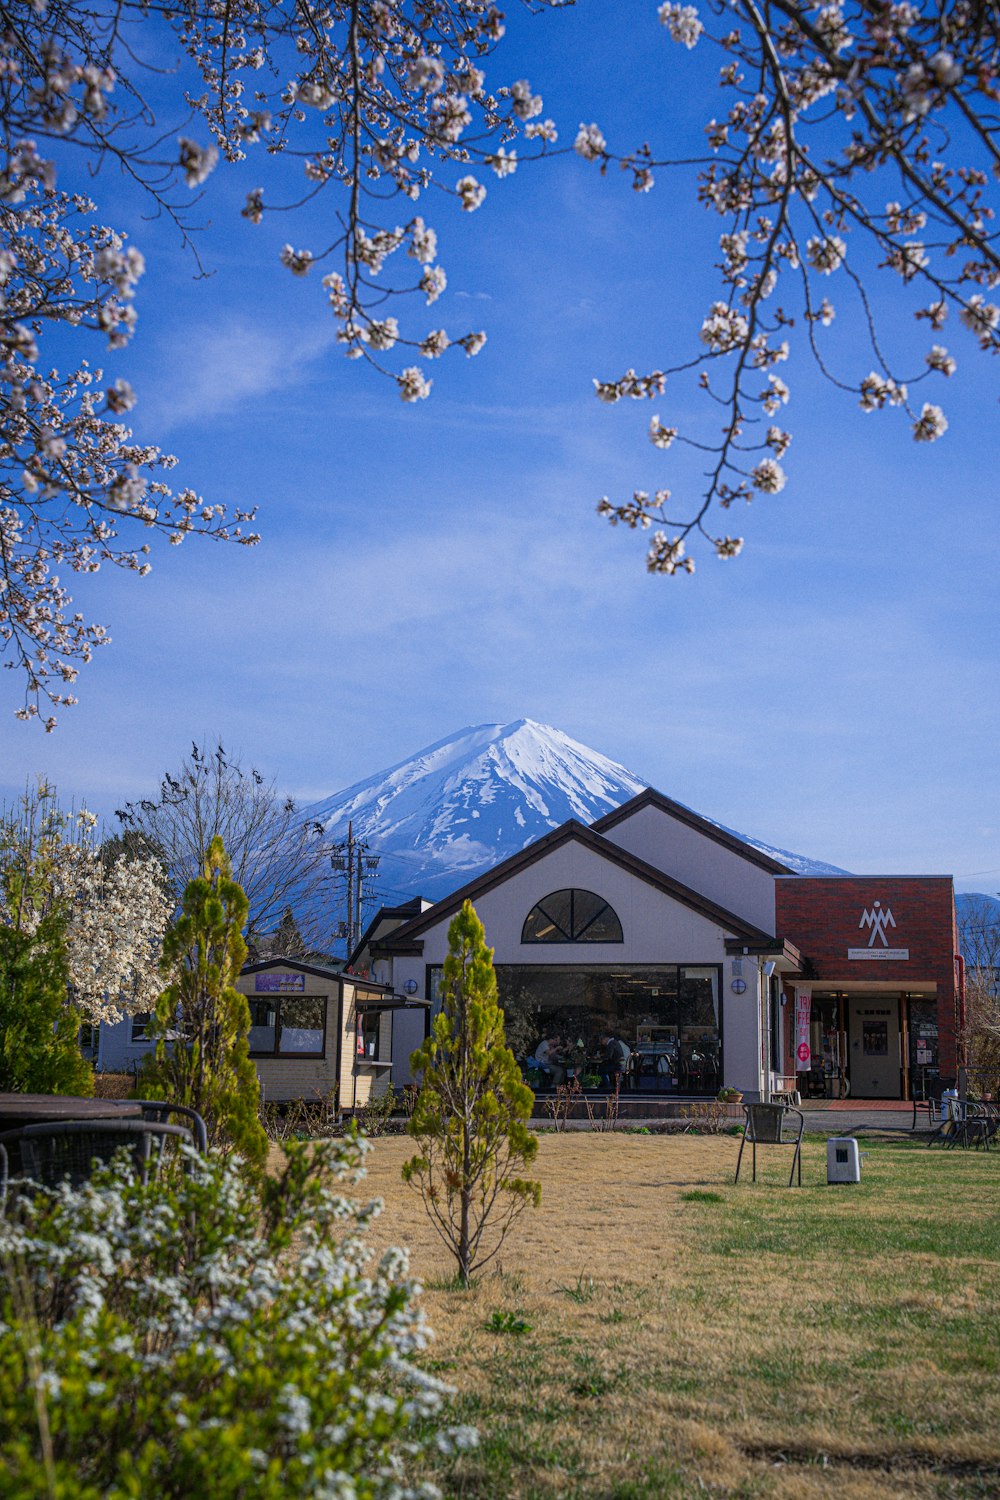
795 987 812 1071
848 900 909 961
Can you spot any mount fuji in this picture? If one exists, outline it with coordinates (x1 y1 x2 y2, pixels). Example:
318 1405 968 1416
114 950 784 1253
302 719 847 908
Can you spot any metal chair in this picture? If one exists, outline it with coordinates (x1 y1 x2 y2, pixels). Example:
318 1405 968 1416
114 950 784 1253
131 1100 209 1152
735 1102 804 1188
0 1117 197 1191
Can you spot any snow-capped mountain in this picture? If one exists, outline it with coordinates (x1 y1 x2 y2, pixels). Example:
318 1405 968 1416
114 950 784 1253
303 719 847 907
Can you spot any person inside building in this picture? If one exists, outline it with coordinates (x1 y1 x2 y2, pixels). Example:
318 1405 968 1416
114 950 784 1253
532 1034 566 1089
598 1032 631 1092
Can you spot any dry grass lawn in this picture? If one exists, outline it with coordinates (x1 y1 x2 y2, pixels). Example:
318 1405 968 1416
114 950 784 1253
351 1130 1000 1500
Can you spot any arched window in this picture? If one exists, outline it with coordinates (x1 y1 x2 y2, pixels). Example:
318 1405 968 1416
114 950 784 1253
521 889 623 944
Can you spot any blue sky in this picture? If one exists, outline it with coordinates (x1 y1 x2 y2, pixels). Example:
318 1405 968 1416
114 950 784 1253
1 1 997 893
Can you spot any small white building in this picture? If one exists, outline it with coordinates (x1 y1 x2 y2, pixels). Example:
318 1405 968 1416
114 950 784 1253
94 957 427 1113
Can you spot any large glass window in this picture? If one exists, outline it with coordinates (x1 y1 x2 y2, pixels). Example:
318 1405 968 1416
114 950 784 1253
521 890 623 944
248 995 325 1056
492 964 721 1094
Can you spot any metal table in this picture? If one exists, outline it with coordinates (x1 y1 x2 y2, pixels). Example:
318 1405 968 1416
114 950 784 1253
0 1094 142 1132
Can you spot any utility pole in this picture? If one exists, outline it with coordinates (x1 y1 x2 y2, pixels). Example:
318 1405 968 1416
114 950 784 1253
331 821 381 956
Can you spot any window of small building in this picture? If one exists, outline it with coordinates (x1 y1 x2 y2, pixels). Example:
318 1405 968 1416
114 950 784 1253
131 1013 151 1043
356 1008 383 1061
248 999 277 1053
248 994 326 1057
521 889 623 944
277 996 325 1055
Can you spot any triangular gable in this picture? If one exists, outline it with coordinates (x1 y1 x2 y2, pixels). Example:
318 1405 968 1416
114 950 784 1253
374 819 775 953
240 957 391 991
592 788 794 875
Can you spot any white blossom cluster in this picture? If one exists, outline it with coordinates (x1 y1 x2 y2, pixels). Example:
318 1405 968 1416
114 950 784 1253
594 0 999 570
0 791 171 1023
0 14 262 725
0 1 562 721
0 1137 476 1493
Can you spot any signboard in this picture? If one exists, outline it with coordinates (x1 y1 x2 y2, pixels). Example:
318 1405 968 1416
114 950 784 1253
255 972 305 993
849 901 908 960
795 987 812 1072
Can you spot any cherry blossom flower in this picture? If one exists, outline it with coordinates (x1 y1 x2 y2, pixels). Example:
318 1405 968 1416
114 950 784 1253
912 403 948 442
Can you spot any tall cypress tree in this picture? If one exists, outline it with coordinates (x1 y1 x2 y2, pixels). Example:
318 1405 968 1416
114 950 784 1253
403 900 540 1285
139 837 267 1173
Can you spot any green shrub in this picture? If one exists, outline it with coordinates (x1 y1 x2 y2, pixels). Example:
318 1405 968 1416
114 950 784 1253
0 1135 475 1498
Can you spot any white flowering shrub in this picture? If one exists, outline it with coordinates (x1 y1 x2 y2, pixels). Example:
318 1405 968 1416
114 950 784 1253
0 1135 474 1498
1 782 171 1026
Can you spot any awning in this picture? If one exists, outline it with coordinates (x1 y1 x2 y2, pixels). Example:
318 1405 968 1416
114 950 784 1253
354 992 431 1010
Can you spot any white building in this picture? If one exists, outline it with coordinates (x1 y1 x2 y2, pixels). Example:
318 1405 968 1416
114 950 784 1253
366 790 803 1102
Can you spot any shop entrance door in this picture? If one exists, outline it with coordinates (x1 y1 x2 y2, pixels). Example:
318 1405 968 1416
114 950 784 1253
848 998 901 1097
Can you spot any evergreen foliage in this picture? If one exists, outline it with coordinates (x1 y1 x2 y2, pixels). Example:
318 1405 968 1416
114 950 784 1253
0 914 92 1095
403 900 539 1285
139 837 267 1173
0 784 92 1095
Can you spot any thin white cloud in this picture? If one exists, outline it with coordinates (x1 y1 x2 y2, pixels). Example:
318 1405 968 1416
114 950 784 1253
140 316 338 432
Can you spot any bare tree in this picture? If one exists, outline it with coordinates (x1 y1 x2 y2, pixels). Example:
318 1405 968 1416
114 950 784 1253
959 895 1000 1096
116 742 338 956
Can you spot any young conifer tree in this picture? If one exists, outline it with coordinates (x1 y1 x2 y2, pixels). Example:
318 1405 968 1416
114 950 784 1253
140 836 267 1173
0 912 92 1095
403 899 539 1286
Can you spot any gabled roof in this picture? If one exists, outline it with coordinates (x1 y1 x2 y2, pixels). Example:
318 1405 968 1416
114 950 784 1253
240 957 391 991
373 818 776 954
348 897 431 969
591 788 795 876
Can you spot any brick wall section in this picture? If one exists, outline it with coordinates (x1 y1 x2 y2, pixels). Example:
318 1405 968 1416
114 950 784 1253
775 877 960 1079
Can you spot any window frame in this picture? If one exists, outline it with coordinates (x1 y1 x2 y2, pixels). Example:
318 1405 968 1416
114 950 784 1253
521 888 624 945
247 992 328 1059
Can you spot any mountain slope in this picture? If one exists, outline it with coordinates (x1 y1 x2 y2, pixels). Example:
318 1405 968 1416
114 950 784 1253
303 719 847 906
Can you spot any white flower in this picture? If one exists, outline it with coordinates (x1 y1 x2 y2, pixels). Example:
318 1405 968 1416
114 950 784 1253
929 50 962 87
750 459 787 493
699 301 749 352
279 245 313 276
178 138 218 188
419 330 449 358
658 4 703 48
408 217 437 265
460 331 486 357
859 371 907 410
806 236 846 274
362 318 399 352
406 55 445 94
486 148 517 179
241 188 264 224
455 175 486 212
959 294 1000 348
106 379 136 414
912 402 948 441
925 345 956 376
715 536 744 558
511 80 542 120
649 416 677 449
525 118 558 143
574 122 606 161
398 366 431 402
420 265 447 303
